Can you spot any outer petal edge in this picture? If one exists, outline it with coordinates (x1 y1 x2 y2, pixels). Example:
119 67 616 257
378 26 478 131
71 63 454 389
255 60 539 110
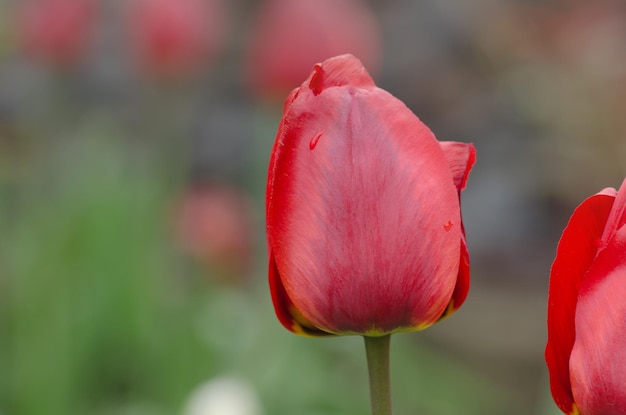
268 251 333 337
545 191 616 414
439 141 476 193
438 141 475 319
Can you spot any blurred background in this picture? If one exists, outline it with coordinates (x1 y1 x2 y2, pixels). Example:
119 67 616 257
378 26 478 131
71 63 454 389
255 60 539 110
1 0 625 414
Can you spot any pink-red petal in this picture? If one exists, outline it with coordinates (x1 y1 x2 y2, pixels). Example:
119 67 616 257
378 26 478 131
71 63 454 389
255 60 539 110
307 55 375 95
570 225 626 414
439 141 476 193
437 141 476 318
546 190 616 414
268 251 333 336
439 235 470 320
599 178 626 250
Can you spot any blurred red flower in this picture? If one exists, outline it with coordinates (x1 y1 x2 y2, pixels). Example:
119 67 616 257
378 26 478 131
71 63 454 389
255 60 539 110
175 185 256 281
245 0 381 101
266 54 475 336
15 0 96 67
128 0 227 78
546 178 626 415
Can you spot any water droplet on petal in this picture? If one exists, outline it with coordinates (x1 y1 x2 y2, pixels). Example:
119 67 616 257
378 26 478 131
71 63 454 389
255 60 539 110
309 132 323 150
444 221 453 232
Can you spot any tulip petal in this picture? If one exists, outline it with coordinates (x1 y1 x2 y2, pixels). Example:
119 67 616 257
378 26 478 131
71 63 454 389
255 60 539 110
439 236 470 320
437 142 476 318
570 225 626 414
268 250 333 336
546 190 616 415
307 54 375 95
439 141 476 193
599 178 626 249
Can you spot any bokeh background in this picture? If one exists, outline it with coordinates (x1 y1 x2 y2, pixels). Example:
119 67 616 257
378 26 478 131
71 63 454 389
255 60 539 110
1 0 625 414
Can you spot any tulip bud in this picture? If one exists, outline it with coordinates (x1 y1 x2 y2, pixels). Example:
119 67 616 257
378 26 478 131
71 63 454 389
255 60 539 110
546 178 626 415
15 0 96 68
127 0 227 78
245 0 381 101
266 54 475 337
174 184 256 281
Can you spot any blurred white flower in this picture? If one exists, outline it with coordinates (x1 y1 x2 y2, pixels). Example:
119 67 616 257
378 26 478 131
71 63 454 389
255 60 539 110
183 376 263 415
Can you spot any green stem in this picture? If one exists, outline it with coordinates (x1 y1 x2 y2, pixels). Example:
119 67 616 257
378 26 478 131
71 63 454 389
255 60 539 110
364 334 392 415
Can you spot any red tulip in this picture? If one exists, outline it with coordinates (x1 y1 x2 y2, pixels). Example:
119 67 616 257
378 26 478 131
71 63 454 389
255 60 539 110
266 54 475 337
128 0 227 78
546 178 626 415
245 0 381 101
15 0 96 67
